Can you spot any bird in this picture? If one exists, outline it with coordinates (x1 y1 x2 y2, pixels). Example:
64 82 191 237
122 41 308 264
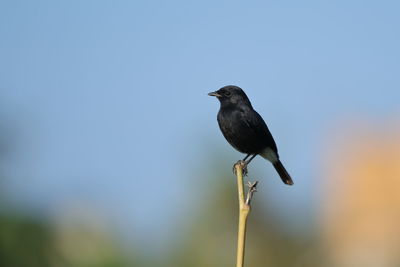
208 85 293 185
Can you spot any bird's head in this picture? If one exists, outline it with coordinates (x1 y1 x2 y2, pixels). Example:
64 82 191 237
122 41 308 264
208 85 252 108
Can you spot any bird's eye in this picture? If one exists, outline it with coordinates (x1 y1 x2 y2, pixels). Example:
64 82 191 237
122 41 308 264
224 91 231 96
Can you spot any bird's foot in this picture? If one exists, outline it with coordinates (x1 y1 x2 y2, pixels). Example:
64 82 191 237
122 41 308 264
233 160 248 176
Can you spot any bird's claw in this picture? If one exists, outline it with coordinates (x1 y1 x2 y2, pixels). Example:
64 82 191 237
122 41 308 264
233 160 248 176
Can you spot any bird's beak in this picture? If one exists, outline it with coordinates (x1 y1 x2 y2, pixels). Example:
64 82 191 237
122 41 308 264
208 91 221 97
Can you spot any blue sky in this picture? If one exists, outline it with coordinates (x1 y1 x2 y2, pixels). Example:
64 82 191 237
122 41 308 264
1 0 400 249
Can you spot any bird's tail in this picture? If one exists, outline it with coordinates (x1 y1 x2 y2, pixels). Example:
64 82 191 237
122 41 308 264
273 160 294 185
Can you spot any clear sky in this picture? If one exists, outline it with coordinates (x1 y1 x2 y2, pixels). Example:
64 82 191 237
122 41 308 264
1 0 400 250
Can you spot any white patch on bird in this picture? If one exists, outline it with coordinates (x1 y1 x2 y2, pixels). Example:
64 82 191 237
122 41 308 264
260 147 278 163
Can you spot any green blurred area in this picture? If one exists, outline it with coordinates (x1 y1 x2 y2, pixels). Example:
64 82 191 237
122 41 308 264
0 213 135 267
0 175 322 267
0 214 54 267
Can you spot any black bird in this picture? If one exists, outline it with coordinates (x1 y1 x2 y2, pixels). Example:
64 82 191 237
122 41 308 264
208 85 293 185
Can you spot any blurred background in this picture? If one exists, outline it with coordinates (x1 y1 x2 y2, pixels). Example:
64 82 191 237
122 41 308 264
1 1 400 266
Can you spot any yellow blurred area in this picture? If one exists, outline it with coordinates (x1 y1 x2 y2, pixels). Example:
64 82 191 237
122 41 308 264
322 119 400 267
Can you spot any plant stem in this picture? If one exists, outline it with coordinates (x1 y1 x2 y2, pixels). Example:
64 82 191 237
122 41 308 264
235 162 251 267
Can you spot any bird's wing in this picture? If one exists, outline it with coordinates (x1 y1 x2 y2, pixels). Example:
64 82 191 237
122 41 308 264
240 108 278 153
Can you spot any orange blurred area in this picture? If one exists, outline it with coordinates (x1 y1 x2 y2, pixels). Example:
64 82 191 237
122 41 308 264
321 119 400 266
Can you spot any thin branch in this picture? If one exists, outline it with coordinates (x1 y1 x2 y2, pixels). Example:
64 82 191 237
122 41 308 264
245 181 258 205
